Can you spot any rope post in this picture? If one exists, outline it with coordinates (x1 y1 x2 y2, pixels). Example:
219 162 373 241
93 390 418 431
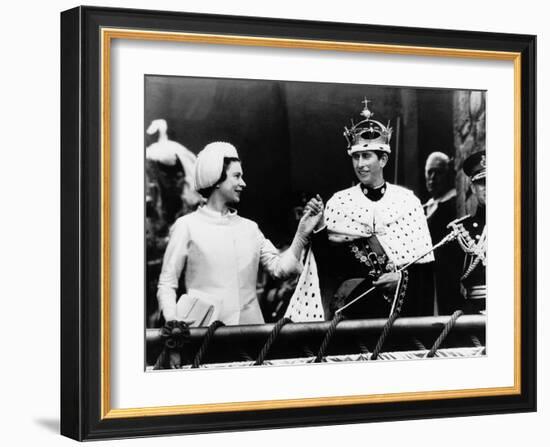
254 317 292 366
315 313 345 363
370 311 400 360
191 320 225 368
370 269 409 360
426 310 464 358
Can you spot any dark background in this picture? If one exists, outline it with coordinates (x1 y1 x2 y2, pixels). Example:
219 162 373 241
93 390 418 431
145 76 456 245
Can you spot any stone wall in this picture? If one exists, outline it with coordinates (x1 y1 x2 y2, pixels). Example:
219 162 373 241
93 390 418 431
453 91 486 216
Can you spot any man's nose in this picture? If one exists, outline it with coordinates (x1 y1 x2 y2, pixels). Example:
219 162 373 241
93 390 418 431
240 178 247 188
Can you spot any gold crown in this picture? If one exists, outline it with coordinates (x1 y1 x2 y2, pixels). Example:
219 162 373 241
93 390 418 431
343 98 393 154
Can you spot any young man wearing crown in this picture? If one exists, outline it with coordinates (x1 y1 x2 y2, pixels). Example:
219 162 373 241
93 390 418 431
287 100 435 321
456 150 487 314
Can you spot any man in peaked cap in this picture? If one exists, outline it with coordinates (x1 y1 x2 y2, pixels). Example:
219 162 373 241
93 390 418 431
456 150 487 314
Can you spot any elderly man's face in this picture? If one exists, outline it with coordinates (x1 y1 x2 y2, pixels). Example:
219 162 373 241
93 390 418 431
425 157 450 198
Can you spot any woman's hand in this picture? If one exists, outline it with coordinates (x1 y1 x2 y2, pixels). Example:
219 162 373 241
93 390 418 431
288 195 324 260
297 195 324 237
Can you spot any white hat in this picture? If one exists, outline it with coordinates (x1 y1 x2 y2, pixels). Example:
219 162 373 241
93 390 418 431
194 142 239 190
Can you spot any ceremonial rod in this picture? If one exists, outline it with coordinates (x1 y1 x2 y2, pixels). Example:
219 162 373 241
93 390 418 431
336 215 471 315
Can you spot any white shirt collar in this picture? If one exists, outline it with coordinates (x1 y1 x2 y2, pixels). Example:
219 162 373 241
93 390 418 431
424 188 456 206
423 188 457 219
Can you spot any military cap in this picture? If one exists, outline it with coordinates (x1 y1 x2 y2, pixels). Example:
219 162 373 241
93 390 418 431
463 150 486 182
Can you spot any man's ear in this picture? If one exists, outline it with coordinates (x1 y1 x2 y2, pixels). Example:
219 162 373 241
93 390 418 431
380 153 389 168
467 182 475 198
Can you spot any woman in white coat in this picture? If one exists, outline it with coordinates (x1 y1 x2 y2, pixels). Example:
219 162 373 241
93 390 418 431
157 141 321 326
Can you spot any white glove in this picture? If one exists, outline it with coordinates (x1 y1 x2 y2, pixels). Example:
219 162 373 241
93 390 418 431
290 195 324 258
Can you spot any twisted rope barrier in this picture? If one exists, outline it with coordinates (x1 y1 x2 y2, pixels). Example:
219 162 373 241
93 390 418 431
191 320 225 368
426 310 464 358
315 313 345 363
370 311 401 360
148 314 485 368
254 317 293 366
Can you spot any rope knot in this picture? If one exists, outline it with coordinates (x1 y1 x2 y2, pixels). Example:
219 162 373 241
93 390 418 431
161 320 191 349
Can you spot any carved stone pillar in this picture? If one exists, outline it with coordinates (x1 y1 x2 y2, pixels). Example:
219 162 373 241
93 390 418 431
453 91 486 216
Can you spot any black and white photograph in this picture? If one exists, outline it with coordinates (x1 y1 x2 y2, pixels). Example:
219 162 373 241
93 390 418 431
144 76 487 370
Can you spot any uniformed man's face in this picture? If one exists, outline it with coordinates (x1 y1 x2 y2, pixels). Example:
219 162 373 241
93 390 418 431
217 161 246 204
351 150 387 187
472 178 486 206
425 158 450 198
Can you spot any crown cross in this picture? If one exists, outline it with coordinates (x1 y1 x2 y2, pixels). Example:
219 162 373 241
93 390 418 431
360 98 373 119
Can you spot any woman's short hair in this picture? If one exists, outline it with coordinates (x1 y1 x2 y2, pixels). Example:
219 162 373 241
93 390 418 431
197 157 240 198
